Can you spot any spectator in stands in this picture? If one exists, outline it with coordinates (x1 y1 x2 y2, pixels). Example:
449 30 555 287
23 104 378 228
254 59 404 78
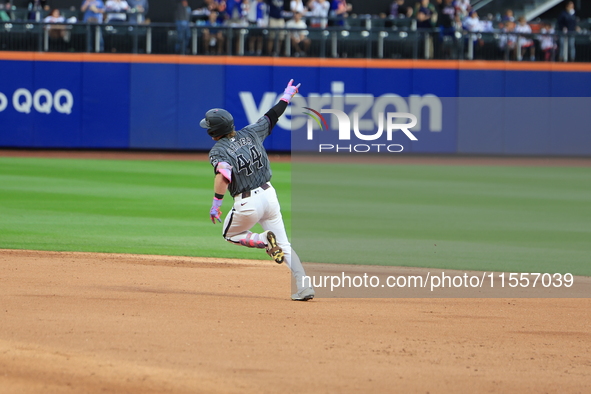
192 0 210 16
202 0 227 24
556 1 579 62
499 20 517 60
308 0 329 28
105 0 129 23
206 0 218 12
390 0 412 19
463 10 484 57
415 0 436 29
247 0 267 55
266 0 285 56
481 13 493 32
539 22 556 61
437 0 457 32
226 0 248 26
44 8 64 24
0 1 14 22
203 10 225 54
330 0 352 26
462 10 480 32
175 0 191 53
225 0 240 18
502 9 514 22
454 0 470 19
44 8 68 41
515 16 534 61
225 0 249 53
127 0 148 24
436 0 458 59
415 0 437 58
82 0 105 52
28 0 48 8
290 0 305 15
246 0 256 22
286 11 309 56
82 0 106 23
28 0 49 21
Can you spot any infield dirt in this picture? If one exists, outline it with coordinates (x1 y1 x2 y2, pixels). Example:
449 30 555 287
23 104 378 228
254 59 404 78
1 150 590 392
1 249 590 393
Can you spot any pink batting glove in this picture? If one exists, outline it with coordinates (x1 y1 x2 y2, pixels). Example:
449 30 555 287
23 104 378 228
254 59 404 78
210 197 223 224
280 79 301 103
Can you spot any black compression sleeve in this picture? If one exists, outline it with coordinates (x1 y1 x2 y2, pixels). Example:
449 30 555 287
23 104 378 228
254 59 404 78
264 100 288 131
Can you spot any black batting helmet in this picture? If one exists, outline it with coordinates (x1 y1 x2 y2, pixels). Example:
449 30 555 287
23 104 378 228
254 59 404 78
200 108 234 138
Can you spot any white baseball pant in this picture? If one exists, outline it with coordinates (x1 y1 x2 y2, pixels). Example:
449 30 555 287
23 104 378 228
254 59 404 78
222 183 308 291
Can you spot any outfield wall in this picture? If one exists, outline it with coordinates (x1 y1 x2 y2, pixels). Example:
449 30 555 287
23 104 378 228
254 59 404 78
1 53 590 155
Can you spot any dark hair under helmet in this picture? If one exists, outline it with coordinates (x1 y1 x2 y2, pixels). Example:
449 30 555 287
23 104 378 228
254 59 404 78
199 108 234 138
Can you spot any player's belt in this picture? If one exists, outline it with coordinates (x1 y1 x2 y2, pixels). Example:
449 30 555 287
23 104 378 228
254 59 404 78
236 182 270 199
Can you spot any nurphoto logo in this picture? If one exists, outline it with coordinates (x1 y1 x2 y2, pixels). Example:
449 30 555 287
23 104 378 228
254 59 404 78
303 107 329 131
303 107 418 153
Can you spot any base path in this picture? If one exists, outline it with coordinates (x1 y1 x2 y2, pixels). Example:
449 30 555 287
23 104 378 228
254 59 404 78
1 249 590 393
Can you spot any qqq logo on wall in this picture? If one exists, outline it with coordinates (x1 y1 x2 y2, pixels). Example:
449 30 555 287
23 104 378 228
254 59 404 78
0 88 74 114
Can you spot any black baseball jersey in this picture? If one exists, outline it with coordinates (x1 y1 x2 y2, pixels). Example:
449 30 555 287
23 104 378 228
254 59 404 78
209 116 272 197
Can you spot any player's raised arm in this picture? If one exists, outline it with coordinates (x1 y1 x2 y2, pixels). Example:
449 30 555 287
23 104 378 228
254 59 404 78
281 79 301 103
263 79 301 130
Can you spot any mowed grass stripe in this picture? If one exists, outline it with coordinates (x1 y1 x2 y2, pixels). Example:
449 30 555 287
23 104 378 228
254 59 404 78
0 157 290 259
292 163 591 275
1 157 590 275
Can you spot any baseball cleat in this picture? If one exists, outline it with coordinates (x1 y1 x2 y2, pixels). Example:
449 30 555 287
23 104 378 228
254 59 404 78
291 287 315 301
265 231 284 264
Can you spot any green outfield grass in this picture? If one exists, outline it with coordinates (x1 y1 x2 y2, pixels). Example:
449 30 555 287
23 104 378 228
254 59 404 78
0 157 290 260
292 162 591 276
1 156 590 276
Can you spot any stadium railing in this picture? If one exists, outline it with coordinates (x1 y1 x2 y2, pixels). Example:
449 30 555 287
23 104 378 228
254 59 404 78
0 18 590 62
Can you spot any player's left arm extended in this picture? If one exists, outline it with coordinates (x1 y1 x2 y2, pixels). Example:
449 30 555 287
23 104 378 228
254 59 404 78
264 79 301 130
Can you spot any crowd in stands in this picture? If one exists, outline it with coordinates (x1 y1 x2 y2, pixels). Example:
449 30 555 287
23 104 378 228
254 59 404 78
0 0 148 24
174 0 355 56
0 0 587 61
382 0 583 61
170 0 584 60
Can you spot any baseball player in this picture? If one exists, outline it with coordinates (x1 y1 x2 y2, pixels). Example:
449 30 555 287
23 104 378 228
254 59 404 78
201 79 315 302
